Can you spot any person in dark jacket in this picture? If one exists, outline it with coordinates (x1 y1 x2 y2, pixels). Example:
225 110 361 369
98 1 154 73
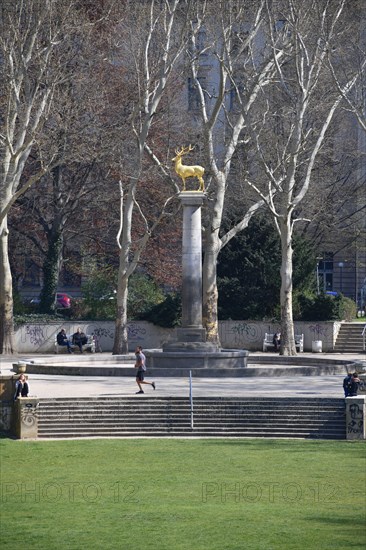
348 373 361 397
14 374 29 401
57 328 73 353
272 332 281 352
72 328 87 353
343 373 353 397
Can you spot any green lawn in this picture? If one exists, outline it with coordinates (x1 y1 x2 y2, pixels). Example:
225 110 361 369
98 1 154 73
1 438 365 550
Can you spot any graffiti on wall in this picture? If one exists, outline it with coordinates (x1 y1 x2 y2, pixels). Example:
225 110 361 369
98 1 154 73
127 323 147 341
17 321 336 352
25 325 46 347
19 322 148 351
347 403 364 437
309 324 328 339
220 322 261 347
21 401 38 428
91 327 114 340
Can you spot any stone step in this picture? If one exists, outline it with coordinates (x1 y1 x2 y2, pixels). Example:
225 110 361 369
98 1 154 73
38 423 344 434
334 350 364 354
38 425 344 434
334 324 365 353
38 432 345 441
38 411 344 426
37 396 346 440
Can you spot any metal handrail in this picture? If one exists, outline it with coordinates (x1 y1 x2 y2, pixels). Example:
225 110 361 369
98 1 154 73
189 370 194 430
362 324 366 351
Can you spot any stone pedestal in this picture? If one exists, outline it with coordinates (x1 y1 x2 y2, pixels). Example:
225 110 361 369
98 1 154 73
12 398 39 439
0 375 18 433
345 396 366 440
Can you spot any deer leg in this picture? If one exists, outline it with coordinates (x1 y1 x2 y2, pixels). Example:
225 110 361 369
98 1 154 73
181 177 186 192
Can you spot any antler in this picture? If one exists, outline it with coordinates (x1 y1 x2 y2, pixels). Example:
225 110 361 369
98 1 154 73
175 144 194 157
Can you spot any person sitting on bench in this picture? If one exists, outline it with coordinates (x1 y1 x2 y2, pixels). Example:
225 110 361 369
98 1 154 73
57 328 73 353
272 332 281 352
72 328 88 353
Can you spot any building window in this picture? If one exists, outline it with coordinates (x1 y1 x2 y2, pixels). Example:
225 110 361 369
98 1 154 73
317 256 334 292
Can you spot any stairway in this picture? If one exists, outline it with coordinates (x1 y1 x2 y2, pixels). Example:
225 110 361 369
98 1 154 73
37 396 346 440
334 323 366 353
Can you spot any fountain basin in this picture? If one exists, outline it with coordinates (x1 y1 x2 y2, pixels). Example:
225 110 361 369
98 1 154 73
145 348 249 369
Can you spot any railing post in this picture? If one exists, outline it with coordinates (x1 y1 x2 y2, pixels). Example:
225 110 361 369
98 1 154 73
189 370 194 430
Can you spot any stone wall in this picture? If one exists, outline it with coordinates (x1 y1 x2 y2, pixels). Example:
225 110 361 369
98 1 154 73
14 320 341 354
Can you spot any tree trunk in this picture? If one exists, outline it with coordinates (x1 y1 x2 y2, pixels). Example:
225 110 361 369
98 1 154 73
39 231 63 313
279 217 296 356
202 231 221 347
0 218 15 354
113 274 129 354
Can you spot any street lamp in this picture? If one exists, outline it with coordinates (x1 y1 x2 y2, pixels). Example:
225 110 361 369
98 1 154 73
338 262 344 293
316 257 323 295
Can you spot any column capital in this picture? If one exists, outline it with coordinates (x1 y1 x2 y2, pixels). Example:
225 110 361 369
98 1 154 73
178 192 206 207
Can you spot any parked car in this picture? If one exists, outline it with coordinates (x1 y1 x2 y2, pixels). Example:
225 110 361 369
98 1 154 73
56 293 72 308
29 292 72 308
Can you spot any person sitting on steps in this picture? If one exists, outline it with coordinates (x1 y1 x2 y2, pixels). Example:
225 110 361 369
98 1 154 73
14 374 29 401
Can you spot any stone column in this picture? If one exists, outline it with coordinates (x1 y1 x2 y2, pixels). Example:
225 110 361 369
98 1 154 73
163 191 217 351
178 192 205 339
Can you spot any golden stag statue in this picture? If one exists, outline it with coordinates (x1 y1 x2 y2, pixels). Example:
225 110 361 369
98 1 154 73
172 144 205 192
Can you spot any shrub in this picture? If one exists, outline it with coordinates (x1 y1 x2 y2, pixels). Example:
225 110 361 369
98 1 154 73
298 293 357 321
338 296 357 321
128 273 165 320
144 293 182 327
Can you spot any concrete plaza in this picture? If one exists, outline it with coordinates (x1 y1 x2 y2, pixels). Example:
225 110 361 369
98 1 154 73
1 351 365 400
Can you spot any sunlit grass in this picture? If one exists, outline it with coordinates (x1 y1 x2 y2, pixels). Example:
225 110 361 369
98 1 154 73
1 438 365 549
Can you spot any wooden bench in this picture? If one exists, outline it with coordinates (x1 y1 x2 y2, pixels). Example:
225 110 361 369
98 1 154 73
55 334 96 354
263 333 304 352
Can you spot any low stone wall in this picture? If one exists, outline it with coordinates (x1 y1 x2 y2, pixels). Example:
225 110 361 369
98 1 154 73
345 396 366 440
14 320 341 354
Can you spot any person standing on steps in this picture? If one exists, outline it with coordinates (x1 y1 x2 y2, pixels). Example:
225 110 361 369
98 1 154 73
135 346 155 394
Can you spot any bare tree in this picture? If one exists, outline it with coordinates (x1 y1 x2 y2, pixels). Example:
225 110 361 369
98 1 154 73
182 0 364 354
111 0 193 354
328 0 366 132
0 0 79 352
233 0 364 354
185 0 284 345
0 0 118 350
